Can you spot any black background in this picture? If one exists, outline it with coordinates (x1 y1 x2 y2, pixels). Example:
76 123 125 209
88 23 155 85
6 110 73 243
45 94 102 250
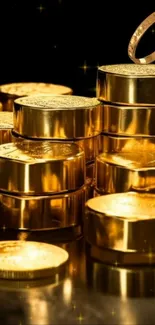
1 1 155 96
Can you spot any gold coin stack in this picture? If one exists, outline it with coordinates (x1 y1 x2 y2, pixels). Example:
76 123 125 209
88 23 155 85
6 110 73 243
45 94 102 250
0 141 85 237
96 63 155 196
12 95 102 200
84 63 155 265
0 82 73 112
0 94 101 239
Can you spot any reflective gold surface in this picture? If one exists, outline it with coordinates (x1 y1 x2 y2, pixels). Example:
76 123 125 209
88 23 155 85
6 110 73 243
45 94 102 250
100 134 155 153
0 112 13 144
87 245 155 266
0 241 68 280
0 141 85 195
86 163 95 200
0 187 85 230
96 151 155 194
75 135 100 163
13 95 102 139
12 132 100 164
85 192 155 254
0 238 84 290
86 250 155 297
0 82 73 112
97 64 155 105
86 163 95 185
101 104 155 136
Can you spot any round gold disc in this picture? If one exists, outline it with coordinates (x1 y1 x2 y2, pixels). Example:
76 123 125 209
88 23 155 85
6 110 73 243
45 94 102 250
97 64 155 105
86 192 155 220
98 64 155 76
0 82 73 97
0 241 69 280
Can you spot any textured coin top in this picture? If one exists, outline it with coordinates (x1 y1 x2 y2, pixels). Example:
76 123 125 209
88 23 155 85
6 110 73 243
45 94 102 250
0 82 72 96
14 95 100 110
98 152 155 169
0 141 82 163
86 192 155 220
0 112 13 129
98 64 155 76
0 241 68 272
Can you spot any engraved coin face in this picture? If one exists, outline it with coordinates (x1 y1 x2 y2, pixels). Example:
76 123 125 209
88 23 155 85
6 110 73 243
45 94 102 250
98 152 155 169
14 95 100 110
0 141 83 163
0 241 69 279
0 82 72 97
0 112 13 129
99 64 155 76
86 192 155 220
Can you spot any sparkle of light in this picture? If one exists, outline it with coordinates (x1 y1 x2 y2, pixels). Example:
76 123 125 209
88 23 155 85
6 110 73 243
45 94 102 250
79 61 90 74
77 313 84 323
37 4 45 12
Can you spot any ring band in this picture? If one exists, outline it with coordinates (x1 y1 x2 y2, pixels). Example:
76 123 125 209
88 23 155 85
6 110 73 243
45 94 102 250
128 12 155 64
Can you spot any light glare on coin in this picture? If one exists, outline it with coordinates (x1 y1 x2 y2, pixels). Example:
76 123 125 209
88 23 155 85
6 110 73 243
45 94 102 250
0 241 69 279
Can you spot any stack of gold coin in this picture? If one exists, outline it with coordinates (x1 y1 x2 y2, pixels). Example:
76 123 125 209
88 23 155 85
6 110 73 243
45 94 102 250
95 64 155 195
0 82 73 112
12 95 102 200
85 192 155 265
0 141 85 237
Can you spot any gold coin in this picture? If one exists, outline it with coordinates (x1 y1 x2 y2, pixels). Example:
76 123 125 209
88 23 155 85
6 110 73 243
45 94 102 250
99 64 155 76
86 192 155 220
0 241 69 280
0 82 72 97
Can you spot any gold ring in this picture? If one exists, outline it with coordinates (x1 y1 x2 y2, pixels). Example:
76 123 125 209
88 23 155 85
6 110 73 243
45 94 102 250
128 12 155 64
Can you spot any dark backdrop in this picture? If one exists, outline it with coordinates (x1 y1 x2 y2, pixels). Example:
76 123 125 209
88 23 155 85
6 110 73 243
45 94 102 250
0 1 155 96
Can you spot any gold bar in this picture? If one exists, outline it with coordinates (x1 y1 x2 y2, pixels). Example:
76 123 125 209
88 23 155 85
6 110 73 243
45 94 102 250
0 186 85 230
101 104 155 136
85 192 155 264
0 82 73 112
96 151 155 194
85 249 155 296
100 134 155 153
12 131 100 164
97 64 155 106
0 141 85 195
13 95 102 139
0 112 13 144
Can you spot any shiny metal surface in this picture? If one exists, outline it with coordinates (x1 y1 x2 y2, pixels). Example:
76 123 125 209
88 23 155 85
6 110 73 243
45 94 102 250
0 187 85 230
74 135 100 163
0 241 69 280
12 131 100 164
86 248 155 297
0 112 13 144
97 64 155 105
13 95 102 139
128 12 155 65
96 151 155 194
87 244 155 266
1 238 155 324
0 82 73 112
86 163 95 200
0 141 85 195
101 104 155 136
100 133 155 153
85 192 155 260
